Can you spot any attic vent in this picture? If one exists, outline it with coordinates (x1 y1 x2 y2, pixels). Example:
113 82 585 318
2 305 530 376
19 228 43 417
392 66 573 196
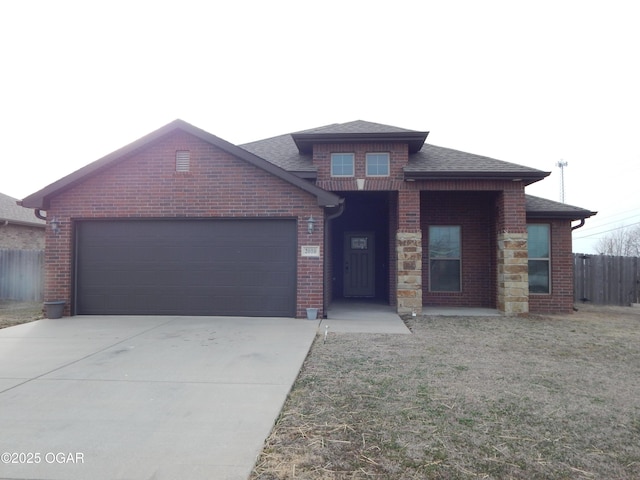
176 150 190 172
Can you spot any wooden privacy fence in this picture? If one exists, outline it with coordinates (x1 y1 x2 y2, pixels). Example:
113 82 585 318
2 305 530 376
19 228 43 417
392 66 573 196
0 249 44 301
574 254 640 306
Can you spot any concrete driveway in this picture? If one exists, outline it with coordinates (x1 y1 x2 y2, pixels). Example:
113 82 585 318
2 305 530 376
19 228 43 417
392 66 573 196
0 315 319 480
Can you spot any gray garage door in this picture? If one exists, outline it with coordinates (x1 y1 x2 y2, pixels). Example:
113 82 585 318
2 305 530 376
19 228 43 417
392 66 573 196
75 219 297 316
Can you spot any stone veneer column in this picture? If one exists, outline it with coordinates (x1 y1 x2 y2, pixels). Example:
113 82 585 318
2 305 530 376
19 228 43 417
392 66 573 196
397 231 422 315
497 231 529 315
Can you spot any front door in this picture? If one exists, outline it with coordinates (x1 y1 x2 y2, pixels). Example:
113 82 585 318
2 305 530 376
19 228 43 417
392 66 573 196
344 232 375 297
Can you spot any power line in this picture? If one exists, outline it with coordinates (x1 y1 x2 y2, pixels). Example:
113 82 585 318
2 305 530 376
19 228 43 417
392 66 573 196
574 220 640 239
576 212 640 233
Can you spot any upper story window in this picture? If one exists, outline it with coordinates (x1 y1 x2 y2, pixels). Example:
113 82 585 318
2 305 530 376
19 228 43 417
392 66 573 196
527 224 550 294
429 226 461 292
176 150 190 172
331 153 354 177
366 153 390 176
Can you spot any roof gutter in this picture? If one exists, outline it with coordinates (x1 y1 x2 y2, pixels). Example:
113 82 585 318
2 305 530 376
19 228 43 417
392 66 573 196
404 171 550 186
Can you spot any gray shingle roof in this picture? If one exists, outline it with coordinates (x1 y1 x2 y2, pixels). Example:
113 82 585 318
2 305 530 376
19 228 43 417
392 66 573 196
0 192 45 226
241 133 315 172
525 194 596 220
295 120 421 135
242 120 549 183
405 144 549 183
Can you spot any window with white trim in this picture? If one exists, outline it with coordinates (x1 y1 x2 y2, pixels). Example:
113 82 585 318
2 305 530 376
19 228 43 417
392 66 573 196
331 153 354 177
527 224 550 294
429 226 461 292
366 153 390 176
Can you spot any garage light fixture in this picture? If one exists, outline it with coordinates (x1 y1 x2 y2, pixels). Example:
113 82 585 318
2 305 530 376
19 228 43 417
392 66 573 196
50 217 61 235
307 215 316 234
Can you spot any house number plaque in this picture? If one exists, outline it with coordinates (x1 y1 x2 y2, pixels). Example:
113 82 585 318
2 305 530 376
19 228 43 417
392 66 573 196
301 246 320 257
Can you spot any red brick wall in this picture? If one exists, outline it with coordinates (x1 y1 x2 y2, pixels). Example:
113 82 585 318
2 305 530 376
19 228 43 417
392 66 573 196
421 191 497 308
527 219 575 314
496 187 527 233
44 131 325 318
313 142 408 190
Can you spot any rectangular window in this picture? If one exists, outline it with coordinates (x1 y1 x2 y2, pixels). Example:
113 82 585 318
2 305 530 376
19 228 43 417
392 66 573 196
527 224 550 294
429 226 461 292
366 153 390 176
331 153 354 177
176 150 190 172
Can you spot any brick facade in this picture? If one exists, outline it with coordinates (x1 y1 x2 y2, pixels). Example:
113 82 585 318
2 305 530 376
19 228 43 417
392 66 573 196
43 131 325 318
28 121 585 318
0 224 44 250
421 191 497 308
527 219 575 314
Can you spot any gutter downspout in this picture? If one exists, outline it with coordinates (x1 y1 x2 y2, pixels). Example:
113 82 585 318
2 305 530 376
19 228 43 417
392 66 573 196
323 199 346 318
571 219 586 231
34 209 47 221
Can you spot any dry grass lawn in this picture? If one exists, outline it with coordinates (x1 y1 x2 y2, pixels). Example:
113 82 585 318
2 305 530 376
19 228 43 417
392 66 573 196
251 304 640 479
0 301 43 329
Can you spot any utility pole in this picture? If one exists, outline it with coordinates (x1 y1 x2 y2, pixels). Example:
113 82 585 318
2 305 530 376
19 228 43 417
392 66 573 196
556 160 568 203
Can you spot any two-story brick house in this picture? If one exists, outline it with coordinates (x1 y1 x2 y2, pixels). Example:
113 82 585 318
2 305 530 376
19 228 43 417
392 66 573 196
20 119 595 318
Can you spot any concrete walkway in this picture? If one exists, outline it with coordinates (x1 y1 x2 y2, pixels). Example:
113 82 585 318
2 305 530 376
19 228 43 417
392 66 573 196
322 301 411 334
0 316 318 480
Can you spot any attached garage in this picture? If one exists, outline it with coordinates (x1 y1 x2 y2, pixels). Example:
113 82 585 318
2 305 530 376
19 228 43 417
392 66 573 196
75 219 297 316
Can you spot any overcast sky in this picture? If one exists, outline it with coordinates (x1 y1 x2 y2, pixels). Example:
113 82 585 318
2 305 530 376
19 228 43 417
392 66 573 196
1 0 638 254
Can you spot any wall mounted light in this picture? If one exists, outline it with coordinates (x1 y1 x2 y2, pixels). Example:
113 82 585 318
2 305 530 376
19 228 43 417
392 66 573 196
50 217 61 235
307 215 316 234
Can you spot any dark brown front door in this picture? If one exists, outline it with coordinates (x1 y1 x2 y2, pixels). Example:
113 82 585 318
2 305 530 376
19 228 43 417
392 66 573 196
344 232 375 297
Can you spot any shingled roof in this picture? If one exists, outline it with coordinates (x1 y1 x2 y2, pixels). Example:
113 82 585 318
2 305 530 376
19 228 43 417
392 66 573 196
525 194 597 220
405 144 549 184
290 120 430 154
242 120 549 185
0 192 44 227
241 133 315 175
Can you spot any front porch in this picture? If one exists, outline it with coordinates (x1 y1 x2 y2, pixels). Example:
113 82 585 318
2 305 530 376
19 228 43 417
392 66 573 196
325 188 530 317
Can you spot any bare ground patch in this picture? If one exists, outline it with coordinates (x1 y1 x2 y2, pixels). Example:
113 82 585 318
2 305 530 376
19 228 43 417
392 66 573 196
0 301 44 329
251 304 640 479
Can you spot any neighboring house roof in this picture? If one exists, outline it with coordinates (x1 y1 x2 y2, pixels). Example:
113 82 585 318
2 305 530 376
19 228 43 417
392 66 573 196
525 195 597 220
242 120 550 185
20 120 342 210
0 192 45 227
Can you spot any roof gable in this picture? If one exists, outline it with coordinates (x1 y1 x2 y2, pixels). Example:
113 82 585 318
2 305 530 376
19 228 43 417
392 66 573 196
21 120 341 209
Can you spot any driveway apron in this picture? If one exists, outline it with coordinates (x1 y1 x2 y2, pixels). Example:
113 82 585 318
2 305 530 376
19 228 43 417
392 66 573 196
0 316 319 480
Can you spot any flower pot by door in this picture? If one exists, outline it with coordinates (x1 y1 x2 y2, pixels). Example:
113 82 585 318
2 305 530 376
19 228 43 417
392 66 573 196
44 301 65 319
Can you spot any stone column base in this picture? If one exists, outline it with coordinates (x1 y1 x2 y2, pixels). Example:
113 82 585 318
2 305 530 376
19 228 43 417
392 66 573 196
397 231 422 315
497 231 529 315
